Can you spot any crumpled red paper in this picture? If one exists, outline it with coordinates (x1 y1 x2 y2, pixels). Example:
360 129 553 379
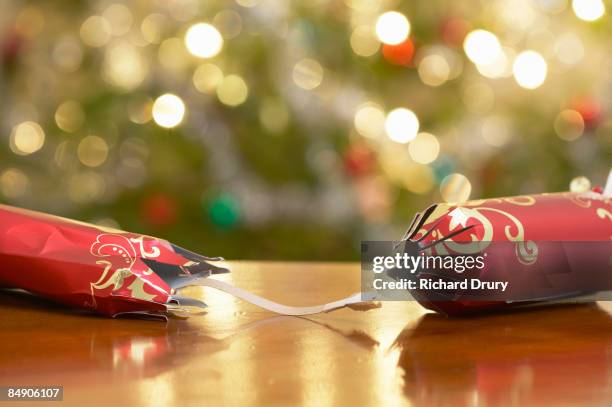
0 204 227 318
401 190 612 315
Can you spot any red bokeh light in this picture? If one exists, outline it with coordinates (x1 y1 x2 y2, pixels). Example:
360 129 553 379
382 38 415 66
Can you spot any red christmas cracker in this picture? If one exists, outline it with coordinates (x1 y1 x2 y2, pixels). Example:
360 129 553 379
0 204 228 318
403 188 612 315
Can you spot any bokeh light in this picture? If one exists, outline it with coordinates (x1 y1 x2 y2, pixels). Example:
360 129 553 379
77 136 109 168
354 103 386 139
52 36 83 73
102 41 147 90
10 121 45 155
463 30 502 65
554 33 584 65
418 54 450 87
80 15 111 47
152 94 186 128
572 0 605 21
102 3 133 36
536 0 568 13
440 173 472 203
476 47 514 79
418 46 463 80
292 58 324 90
375 11 411 45
167 0 199 21
350 25 380 57
193 63 224 93
383 38 415 66
158 37 191 71
55 100 85 133
217 75 249 106
127 96 153 124
0 168 29 199
554 109 584 141
213 10 242 39
512 50 547 89
141 13 167 44
408 132 440 164
385 108 419 143
185 23 223 58
498 0 537 31
236 0 258 7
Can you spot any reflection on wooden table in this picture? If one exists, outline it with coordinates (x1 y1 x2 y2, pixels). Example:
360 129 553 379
1 261 611 406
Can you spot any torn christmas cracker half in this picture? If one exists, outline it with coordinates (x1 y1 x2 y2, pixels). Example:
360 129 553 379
0 204 366 319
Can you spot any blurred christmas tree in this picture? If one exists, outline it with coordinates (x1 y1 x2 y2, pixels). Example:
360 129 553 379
0 0 610 260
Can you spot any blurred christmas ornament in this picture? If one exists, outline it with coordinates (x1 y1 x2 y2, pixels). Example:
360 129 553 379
382 38 415 66
142 193 179 227
344 142 376 177
2 29 23 68
570 95 602 129
440 17 470 47
207 193 241 229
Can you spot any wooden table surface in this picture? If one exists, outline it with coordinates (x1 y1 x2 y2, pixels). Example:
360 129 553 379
1 261 612 406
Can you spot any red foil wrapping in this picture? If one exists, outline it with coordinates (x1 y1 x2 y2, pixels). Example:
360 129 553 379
406 190 612 315
0 204 226 318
